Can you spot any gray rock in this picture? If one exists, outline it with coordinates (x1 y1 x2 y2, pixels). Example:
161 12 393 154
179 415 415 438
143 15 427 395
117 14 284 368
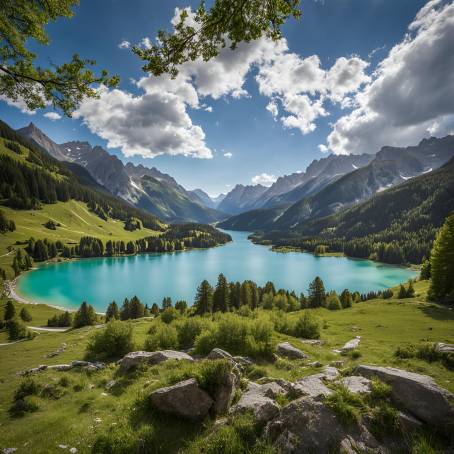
265 397 384 454
233 356 254 367
322 366 340 382
342 336 361 352
356 365 454 431
230 386 280 424
397 411 423 432
207 348 235 363
150 378 213 420
211 371 237 417
293 375 333 399
260 382 287 399
299 339 324 346
47 364 72 371
119 350 193 373
436 343 454 353
341 376 371 394
276 342 308 360
308 361 322 368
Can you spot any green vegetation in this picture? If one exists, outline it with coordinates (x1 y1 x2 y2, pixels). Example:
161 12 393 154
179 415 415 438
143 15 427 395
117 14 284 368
86 321 134 360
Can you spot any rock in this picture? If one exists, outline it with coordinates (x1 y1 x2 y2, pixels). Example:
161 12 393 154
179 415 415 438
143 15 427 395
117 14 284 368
47 364 73 371
341 376 371 394
436 343 454 353
211 371 237 417
3 449 18 454
356 365 454 431
233 356 254 367
265 397 384 454
69 448 77 454
105 380 117 390
260 382 287 399
299 339 324 346
342 336 361 353
293 375 333 399
71 360 105 370
308 361 322 368
230 385 280 424
207 348 235 363
150 378 213 420
276 342 308 360
322 366 339 382
119 350 193 373
397 412 423 432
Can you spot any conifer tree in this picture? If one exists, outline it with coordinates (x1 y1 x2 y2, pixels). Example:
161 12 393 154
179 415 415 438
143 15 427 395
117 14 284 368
73 302 97 328
175 300 188 314
151 303 159 316
106 301 119 321
129 295 145 319
194 280 213 315
340 289 352 308
406 281 415 298
4 301 16 321
213 273 229 312
162 297 173 310
398 284 407 299
120 298 131 320
308 276 326 307
428 212 454 303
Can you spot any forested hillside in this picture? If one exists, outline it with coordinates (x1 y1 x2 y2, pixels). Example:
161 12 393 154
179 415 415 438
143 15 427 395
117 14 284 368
253 158 454 264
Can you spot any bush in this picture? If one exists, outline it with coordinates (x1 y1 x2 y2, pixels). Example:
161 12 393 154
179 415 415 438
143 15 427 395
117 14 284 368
144 323 178 351
394 344 418 359
160 307 179 324
19 307 32 322
176 317 209 349
196 359 232 398
325 385 364 425
292 312 320 339
9 396 39 417
14 378 41 400
369 403 399 439
369 379 392 402
7 318 30 340
86 321 134 359
194 314 274 359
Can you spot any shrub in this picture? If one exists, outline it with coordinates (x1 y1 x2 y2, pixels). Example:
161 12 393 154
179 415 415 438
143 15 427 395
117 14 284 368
40 384 64 400
176 317 208 349
369 379 392 402
325 385 364 425
292 311 320 339
194 314 274 359
369 403 399 439
394 344 418 359
19 307 32 322
14 378 41 400
196 359 232 398
326 291 342 310
86 321 134 359
144 323 178 351
9 396 39 417
160 307 179 324
7 318 30 340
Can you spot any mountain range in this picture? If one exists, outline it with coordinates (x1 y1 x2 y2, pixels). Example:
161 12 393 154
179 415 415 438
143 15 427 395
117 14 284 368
219 135 454 231
17 123 227 224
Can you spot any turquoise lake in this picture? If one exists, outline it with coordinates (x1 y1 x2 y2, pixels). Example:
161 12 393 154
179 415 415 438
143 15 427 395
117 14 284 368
18 230 417 311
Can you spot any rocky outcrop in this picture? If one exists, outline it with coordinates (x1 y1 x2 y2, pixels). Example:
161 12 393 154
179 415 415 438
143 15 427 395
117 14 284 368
150 379 213 420
356 365 454 431
19 360 105 375
342 336 361 353
276 342 308 360
211 371 237 417
230 382 280 424
436 342 454 353
293 375 333 399
119 350 193 373
265 396 384 454
341 376 371 394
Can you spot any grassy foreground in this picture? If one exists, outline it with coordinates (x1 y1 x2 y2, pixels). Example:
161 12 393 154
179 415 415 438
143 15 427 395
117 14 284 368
0 280 453 452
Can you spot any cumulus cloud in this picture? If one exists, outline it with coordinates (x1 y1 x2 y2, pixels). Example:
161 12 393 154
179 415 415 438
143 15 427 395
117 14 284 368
252 173 277 186
0 95 35 114
266 99 278 118
318 144 328 152
44 112 61 121
326 0 454 154
118 40 131 49
223 152 233 158
205 106 213 112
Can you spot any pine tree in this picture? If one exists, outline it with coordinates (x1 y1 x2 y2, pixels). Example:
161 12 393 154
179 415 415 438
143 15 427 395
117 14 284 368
19 307 32 322
213 273 229 312
151 303 159 316
308 276 326 308
175 300 188 314
429 212 454 303
120 298 131 320
129 295 145 319
420 258 431 280
106 301 119 321
4 301 16 320
162 297 173 310
406 281 415 298
398 284 407 299
194 280 213 315
73 302 97 328
326 291 342 310
340 289 352 308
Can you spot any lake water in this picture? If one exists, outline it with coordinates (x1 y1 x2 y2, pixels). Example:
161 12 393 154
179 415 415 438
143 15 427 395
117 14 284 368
17 230 416 311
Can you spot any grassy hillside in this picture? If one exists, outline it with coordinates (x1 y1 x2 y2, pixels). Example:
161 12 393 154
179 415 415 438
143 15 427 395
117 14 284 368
0 280 453 452
0 200 161 275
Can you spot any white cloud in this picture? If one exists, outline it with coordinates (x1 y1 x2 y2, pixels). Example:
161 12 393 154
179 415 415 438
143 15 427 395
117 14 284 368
223 152 233 158
252 173 277 186
266 99 278 118
327 0 454 154
118 40 131 49
318 144 328 152
0 95 36 114
141 37 152 49
44 112 61 121
205 106 213 112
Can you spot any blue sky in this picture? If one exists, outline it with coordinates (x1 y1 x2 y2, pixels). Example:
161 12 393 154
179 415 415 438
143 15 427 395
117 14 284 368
2 0 453 196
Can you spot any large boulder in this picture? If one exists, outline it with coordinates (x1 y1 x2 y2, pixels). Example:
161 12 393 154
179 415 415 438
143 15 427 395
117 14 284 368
150 378 213 420
207 348 235 363
293 375 332 399
276 342 308 360
211 371 238 417
119 350 193 373
356 365 454 430
341 376 371 394
230 384 280 424
265 397 383 454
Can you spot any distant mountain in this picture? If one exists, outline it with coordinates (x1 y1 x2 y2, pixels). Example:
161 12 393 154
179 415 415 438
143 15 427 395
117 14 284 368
220 135 454 231
218 184 268 215
18 123 226 224
254 154 374 209
187 189 217 209
257 156 454 264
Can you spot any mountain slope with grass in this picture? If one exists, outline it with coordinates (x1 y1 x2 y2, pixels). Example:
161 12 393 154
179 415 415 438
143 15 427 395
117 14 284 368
18 123 226 224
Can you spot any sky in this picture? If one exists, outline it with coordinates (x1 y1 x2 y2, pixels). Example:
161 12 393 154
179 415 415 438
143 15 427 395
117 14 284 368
1 0 454 196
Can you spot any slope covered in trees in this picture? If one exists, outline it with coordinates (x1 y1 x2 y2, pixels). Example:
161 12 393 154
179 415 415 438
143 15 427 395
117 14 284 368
253 157 454 265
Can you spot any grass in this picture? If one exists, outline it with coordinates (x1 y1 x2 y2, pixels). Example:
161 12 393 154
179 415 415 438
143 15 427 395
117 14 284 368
0 280 453 452
0 200 161 277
